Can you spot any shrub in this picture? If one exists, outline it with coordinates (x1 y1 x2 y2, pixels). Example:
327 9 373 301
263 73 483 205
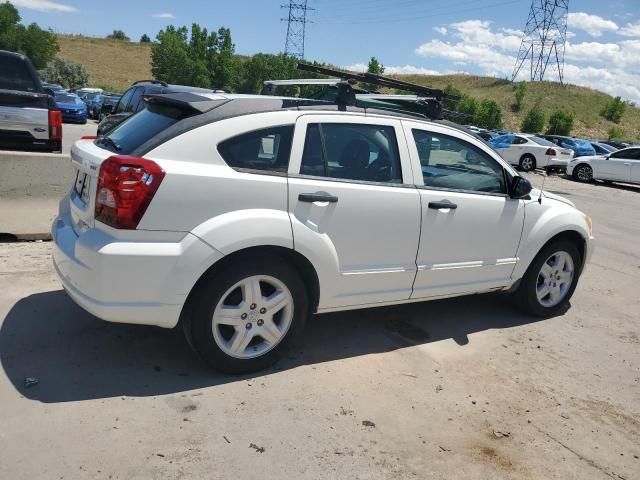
513 82 527 112
107 29 129 41
39 57 89 89
140 34 151 43
474 99 503 130
521 103 545 133
600 96 626 124
546 109 574 135
456 94 478 117
607 126 625 140
443 83 462 110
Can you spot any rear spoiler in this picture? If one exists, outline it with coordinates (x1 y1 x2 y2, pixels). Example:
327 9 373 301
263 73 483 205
144 92 229 114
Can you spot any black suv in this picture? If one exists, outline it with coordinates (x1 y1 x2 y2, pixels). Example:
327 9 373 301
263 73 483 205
96 80 219 136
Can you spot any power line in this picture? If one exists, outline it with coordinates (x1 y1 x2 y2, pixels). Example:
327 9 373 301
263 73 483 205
512 0 569 83
281 1 314 58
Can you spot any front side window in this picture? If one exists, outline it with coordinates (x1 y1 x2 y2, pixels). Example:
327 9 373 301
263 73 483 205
300 123 402 184
412 129 506 194
218 126 294 173
611 148 640 160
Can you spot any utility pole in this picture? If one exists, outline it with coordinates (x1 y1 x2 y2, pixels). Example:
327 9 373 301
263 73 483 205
281 1 313 59
512 0 569 83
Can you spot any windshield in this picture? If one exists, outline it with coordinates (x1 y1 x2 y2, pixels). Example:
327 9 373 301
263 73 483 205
55 93 83 105
99 103 191 154
530 136 557 147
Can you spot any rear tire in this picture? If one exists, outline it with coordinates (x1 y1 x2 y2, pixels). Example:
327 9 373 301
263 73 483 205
184 257 309 374
519 154 536 172
513 240 581 317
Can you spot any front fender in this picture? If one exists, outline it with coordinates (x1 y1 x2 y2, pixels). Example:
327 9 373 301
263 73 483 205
512 200 591 280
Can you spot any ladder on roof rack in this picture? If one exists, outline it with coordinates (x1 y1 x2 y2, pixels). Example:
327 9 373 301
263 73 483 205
261 63 459 120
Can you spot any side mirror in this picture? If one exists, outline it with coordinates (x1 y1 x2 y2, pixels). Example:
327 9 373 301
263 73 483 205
510 176 532 199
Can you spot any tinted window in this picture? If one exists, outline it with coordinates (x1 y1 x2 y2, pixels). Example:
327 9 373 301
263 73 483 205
55 93 83 105
612 148 640 160
300 123 402 184
0 55 38 91
513 136 528 144
126 87 144 113
413 129 506 194
218 126 294 173
115 87 134 114
100 104 190 154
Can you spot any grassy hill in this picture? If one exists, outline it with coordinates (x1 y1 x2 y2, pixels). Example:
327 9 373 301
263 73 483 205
56 34 640 141
57 35 151 92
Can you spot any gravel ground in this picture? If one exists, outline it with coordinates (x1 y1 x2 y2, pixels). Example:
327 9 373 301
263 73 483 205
0 173 638 479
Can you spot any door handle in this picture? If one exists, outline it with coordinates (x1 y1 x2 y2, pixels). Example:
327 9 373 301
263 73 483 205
428 201 458 210
299 193 339 203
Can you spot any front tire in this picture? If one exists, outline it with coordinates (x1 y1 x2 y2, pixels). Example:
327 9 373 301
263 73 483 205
572 164 593 182
513 240 581 317
184 257 309 374
519 154 536 172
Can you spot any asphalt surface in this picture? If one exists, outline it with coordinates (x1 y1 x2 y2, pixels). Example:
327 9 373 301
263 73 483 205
0 173 638 479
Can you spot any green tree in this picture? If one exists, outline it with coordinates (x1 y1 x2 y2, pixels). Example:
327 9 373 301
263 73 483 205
240 53 298 93
443 83 462 111
546 109 574 135
367 56 384 75
474 99 503 129
456 94 478 117
0 2 58 69
513 82 527 111
600 96 626 124
607 126 625 140
107 29 129 41
39 57 89 89
210 27 240 91
140 33 151 43
521 102 545 133
151 25 194 85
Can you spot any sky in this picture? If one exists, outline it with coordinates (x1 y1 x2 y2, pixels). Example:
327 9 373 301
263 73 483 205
8 0 640 102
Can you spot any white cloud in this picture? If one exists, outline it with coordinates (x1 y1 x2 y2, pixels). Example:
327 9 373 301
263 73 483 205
619 21 640 37
413 18 640 103
566 12 618 37
344 63 443 76
434 26 447 35
9 0 75 12
152 12 175 19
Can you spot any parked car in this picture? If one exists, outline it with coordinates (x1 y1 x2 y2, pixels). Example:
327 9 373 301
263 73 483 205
0 50 62 152
598 140 628 150
90 94 120 120
52 92 594 373
53 91 88 124
489 133 573 171
589 141 617 155
96 80 217 136
567 146 640 184
541 135 596 157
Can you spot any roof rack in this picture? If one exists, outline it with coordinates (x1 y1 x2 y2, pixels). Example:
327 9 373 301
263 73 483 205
131 79 169 87
261 63 457 120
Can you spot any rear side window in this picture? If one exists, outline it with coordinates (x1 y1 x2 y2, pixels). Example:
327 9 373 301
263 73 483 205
300 123 403 184
218 126 294 173
126 87 144 113
99 103 188 154
114 88 134 114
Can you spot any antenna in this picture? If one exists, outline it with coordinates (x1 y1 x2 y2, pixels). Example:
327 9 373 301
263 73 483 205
281 1 314 58
538 173 547 204
512 0 569 83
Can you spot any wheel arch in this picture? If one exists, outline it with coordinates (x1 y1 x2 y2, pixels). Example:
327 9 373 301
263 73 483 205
179 245 321 328
537 230 586 271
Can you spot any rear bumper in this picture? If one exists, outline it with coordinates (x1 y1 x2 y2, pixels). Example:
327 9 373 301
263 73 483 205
0 130 61 152
52 197 224 328
546 157 569 169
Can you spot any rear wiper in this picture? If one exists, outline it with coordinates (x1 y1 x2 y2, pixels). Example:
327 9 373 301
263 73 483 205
98 135 121 152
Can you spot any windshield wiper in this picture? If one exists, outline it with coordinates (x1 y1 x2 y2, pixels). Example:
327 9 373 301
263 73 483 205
98 135 121 152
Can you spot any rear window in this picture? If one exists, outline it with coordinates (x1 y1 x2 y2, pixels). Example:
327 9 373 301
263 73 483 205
99 103 189 154
530 136 556 147
0 55 38 92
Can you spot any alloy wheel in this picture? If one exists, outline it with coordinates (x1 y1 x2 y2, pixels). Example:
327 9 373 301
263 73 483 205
211 275 294 359
576 165 593 182
521 157 534 171
536 251 575 307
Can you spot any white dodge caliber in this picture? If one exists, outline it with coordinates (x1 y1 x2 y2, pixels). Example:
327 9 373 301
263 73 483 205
52 93 595 373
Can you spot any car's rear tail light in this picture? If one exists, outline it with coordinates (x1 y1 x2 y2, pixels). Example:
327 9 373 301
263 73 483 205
81 135 97 140
545 148 557 156
48 110 62 142
95 155 165 229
